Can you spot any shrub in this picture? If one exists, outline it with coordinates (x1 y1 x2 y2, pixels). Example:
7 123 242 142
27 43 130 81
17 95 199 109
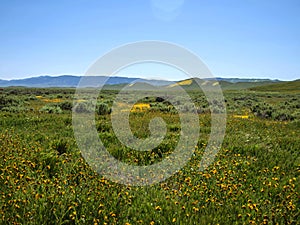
155 97 164 102
251 103 273 119
96 102 111 115
51 139 69 155
59 101 73 111
0 95 21 110
25 95 37 101
1 106 30 113
251 102 298 121
272 110 295 121
73 102 93 113
40 105 63 114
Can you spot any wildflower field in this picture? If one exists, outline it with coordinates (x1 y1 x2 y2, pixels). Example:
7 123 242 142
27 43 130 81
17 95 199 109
0 87 299 224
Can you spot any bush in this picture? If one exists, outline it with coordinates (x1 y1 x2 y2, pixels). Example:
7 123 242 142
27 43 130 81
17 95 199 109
1 106 31 113
251 103 273 119
0 95 21 110
51 139 69 155
272 110 295 121
73 102 93 113
59 101 73 111
25 95 37 101
96 102 111 115
40 105 63 114
251 102 297 121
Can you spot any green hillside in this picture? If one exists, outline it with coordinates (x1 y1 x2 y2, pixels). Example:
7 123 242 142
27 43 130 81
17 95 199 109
221 81 279 90
166 78 279 91
103 82 157 91
250 79 300 92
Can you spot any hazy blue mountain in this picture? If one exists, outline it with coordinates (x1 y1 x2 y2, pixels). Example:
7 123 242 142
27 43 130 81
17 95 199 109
0 75 173 87
0 75 283 88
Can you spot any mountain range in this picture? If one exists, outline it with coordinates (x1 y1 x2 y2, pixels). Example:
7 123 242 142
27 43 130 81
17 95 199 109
0 75 171 87
0 75 282 88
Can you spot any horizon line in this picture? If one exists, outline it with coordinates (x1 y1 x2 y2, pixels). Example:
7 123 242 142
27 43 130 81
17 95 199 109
1 74 297 82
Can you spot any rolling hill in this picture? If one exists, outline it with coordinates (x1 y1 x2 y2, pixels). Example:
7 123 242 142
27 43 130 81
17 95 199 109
250 79 300 92
165 78 282 91
0 75 286 91
0 75 172 88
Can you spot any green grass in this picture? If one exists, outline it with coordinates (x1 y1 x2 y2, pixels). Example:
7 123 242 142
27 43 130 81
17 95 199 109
250 79 300 93
0 87 299 224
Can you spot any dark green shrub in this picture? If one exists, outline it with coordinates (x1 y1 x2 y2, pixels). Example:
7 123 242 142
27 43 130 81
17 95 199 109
73 102 92 113
96 102 111 115
169 124 180 132
251 103 273 119
272 110 295 121
1 106 30 113
59 101 73 111
51 139 69 155
0 95 21 110
40 105 63 114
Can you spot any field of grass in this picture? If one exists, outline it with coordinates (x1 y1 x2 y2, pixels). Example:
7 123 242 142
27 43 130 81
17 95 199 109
0 87 299 224
250 80 300 93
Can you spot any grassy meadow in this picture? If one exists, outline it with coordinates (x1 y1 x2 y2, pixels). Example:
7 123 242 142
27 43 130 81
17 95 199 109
0 86 299 224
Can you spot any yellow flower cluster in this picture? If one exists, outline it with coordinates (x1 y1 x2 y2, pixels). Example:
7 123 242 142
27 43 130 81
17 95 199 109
233 115 249 119
131 103 151 112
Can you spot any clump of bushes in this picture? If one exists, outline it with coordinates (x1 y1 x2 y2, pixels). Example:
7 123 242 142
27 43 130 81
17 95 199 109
0 95 30 112
40 104 63 114
58 101 73 111
73 101 111 115
272 111 295 121
73 102 91 113
96 102 111 115
251 103 273 119
149 102 177 114
251 103 297 121
1 106 32 113
0 95 22 110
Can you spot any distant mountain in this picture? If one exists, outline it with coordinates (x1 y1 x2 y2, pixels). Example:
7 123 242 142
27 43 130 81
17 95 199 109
0 75 81 87
0 75 285 89
0 75 173 88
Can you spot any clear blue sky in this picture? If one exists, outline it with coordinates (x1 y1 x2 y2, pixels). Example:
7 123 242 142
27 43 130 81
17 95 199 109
0 0 299 81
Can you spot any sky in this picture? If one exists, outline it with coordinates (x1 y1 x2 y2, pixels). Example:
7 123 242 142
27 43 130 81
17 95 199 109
0 0 299 81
